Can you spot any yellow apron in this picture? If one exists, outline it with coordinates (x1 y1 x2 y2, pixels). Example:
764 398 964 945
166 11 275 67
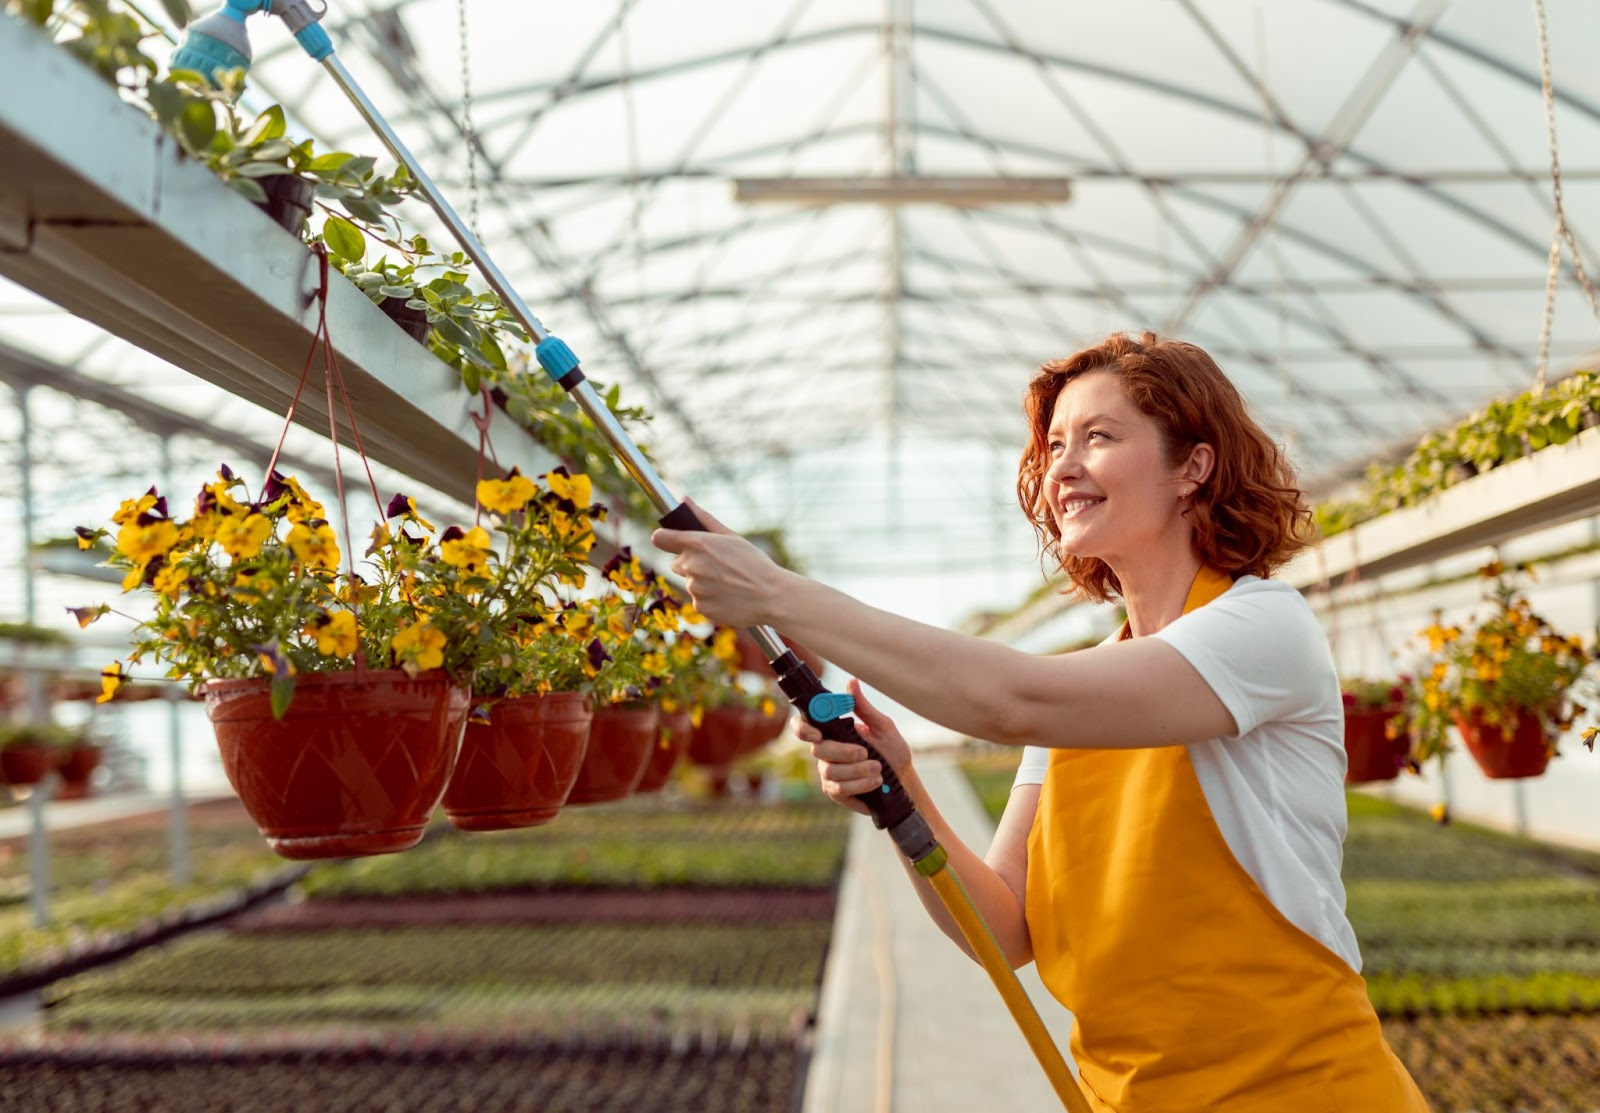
1025 566 1429 1112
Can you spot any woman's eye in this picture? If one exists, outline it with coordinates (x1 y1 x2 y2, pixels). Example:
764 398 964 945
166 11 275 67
1086 430 1107 442
1047 441 1065 455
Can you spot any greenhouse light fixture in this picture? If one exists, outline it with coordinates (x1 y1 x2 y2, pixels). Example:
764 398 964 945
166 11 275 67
732 175 1073 207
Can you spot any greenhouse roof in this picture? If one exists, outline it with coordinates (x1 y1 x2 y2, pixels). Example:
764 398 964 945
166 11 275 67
2 0 1599 627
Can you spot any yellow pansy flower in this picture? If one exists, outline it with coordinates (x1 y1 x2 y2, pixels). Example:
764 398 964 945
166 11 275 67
151 561 188 600
117 518 180 564
97 661 125 703
391 620 446 674
440 526 492 574
546 469 593 509
477 471 537 515
216 513 273 560
287 520 341 570
307 611 358 657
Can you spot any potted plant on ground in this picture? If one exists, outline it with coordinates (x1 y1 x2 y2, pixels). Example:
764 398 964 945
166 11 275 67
1398 561 1598 779
1339 678 1410 784
74 467 466 858
404 466 607 831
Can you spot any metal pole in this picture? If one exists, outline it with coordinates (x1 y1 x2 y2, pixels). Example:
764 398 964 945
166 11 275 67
14 383 53 928
159 438 190 886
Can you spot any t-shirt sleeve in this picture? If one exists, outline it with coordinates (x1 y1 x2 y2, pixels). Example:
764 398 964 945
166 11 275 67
1151 581 1335 738
1012 745 1050 788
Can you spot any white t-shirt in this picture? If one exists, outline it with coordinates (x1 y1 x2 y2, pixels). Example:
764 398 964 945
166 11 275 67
1011 575 1362 971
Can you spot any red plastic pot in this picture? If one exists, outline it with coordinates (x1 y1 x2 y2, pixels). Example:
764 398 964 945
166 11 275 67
635 708 693 794
566 703 660 804
743 702 788 753
688 705 750 768
1343 707 1408 784
205 669 466 859
442 692 592 830
56 743 103 798
1453 708 1552 780
0 743 59 786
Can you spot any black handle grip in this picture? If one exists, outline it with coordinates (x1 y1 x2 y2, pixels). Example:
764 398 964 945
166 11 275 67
657 501 919 830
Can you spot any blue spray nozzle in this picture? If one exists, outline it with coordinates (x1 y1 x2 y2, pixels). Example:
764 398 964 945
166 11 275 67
170 4 255 83
807 692 856 722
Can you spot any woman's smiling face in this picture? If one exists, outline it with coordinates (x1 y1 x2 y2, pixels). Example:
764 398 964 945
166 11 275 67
1043 367 1190 564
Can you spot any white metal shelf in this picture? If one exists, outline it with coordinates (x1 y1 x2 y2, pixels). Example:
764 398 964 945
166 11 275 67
0 16 558 510
1281 424 1600 588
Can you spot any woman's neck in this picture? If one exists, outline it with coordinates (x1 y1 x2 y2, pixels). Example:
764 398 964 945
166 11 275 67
1113 548 1205 638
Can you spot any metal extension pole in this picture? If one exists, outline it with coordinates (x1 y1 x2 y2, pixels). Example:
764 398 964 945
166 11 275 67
173 9 1086 1107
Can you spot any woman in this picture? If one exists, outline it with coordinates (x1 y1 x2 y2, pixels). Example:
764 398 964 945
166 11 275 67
653 332 1428 1112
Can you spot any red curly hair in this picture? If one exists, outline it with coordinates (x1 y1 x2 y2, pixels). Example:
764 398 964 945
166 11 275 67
1016 331 1312 603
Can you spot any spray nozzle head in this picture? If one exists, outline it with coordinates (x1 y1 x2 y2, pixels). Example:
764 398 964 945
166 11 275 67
169 4 254 84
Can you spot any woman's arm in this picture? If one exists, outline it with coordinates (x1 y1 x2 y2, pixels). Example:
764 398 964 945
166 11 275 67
652 515 1235 750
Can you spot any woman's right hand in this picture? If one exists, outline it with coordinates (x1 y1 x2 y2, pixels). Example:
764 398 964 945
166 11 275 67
792 679 914 816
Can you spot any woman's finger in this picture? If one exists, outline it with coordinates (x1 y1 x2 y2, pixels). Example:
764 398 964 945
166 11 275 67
810 740 870 765
818 762 883 798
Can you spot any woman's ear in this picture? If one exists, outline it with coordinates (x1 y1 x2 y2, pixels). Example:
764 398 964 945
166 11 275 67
1182 443 1215 487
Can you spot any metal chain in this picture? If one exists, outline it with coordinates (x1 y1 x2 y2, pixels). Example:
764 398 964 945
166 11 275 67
457 0 480 238
1533 0 1600 392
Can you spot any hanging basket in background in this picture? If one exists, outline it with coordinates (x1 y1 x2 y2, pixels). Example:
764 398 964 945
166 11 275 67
635 706 692 794
1453 708 1552 780
207 669 466 859
442 692 592 830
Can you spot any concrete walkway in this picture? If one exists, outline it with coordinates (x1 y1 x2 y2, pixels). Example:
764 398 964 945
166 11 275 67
804 753 1078 1113
0 788 232 841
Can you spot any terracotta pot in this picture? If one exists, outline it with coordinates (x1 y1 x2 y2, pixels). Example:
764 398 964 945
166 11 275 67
566 703 660 804
443 692 592 830
635 708 692 794
253 173 316 235
379 297 431 343
1453 708 1552 780
688 706 750 768
1343 707 1407 784
205 669 466 859
58 743 102 785
744 702 789 752
0 743 59 786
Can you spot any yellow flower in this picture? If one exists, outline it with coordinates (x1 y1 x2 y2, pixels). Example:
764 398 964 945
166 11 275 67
477 471 537 515
391 620 446 674
560 610 593 639
711 626 740 664
440 526 492 574
641 651 668 674
287 520 341 570
117 518 180 564
546 469 592 509
152 561 188 600
306 611 358 657
97 661 125 704
216 513 273 560
1428 803 1450 825
1582 726 1598 752
111 493 158 526
605 610 631 638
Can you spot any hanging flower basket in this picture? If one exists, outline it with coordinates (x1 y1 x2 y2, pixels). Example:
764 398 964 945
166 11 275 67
744 701 789 752
635 707 693 794
442 692 592 830
688 705 750 768
0 743 60 787
1341 685 1410 785
56 742 103 799
1453 708 1552 780
567 702 660 805
206 669 466 859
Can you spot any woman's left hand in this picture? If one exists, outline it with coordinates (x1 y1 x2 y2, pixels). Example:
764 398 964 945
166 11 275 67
651 499 791 627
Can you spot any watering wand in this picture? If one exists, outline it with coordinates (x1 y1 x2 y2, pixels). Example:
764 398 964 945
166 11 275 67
171 7 1087 1108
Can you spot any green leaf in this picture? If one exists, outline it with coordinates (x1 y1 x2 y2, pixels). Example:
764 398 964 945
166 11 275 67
234 162 289 179
377 284 415 299
478 332 507 371
146 80 186 129
462 363 482 395
269 673 296 721
176 99 217 156
322 214 366 264
230 178 268 204
238 104 286 149
159 0 193 27
251 138 294 164
343 155 377 180
341 198 384 224
307 151 355 174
